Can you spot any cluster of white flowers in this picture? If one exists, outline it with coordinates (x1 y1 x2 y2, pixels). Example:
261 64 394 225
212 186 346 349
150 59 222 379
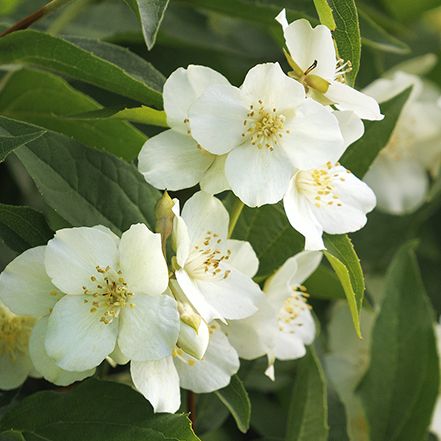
139 10 381 250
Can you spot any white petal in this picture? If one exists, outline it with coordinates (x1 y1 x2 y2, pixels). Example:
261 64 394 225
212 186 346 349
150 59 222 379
282 99 344 169
283 19 336 79
200 154 231 195
283 176 326 250
45 227 119 295
364 155 427 215
225 138 293 207
119 224 168 296
118 294 179 361
172 200 191 269
45 295 118 371
195 266 263 320
332 110 365 150
29 317 95 386
178 318 209 360
189 84 248 155
131 357 181 413
0 351 34 390
181 191 229 246
225 239 259 278
326 82 384 121
223 299 279 359
138 130 215 191
164 65 230 132
0 246 62 318
108 342 130 365
275 9 288 30
175 325 239 393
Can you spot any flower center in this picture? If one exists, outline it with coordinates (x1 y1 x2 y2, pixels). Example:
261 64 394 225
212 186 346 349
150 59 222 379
334 58 352 83
83 265 135 325
0 310 35 363
277 286 311 333
185 231 232 281
242 100 290 151
296 162 349 208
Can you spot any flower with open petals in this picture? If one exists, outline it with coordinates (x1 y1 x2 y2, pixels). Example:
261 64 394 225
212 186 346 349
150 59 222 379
138 65 230 194
363 71 441 214
188 62 344 207
131 322 239 413
284 161 376 250
172 191 264 323
42 224 179 372
0 246 95 386
275 10 383 121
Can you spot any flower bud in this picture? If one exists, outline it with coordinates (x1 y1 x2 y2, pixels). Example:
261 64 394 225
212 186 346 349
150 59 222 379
178 316 209 360
154 190 175 256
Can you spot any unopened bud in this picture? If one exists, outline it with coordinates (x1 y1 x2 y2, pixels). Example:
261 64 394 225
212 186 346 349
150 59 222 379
154 190 175 256
178 317 209 360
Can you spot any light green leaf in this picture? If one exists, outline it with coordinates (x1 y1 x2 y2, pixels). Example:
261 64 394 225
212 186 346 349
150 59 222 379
326 0 361 86
357 241 440 441
214 375 251 433
303 264 347 301
286 347 328 441
323 234 364 338
0 116 46 163
0 203 53 253
358 9 410 54
124 0 170 50
65 106 168 127
13 127 161 236
380 0 441 23
0 30 165 108
313 0 336 30
228 199 304 279
0 379 199 441
340 86 412 179
0 68 147 161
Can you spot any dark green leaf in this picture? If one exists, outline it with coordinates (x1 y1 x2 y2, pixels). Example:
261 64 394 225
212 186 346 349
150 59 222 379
323 234 364 338
286 347 328 441
0 117 46 163
1 430 26 441
303 264 346 301
326 379 350 441
0 31 165 108
214 375 251 433
0 203 53 253
0 68 147 161
340 87 412 179
124 0 170 50
14 130 161 236
326 0 361 86
0 387 19 409
357 241 440 441
0 379 199 441
248 391 286 438
380 0 441 23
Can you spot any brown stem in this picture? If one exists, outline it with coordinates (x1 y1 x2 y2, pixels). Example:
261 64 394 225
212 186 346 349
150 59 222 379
0 8 46 38
187 390 196 432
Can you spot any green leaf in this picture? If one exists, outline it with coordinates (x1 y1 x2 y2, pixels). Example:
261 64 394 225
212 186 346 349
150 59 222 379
358 9 410 54
286 347 328 441
229 200 304 279
323 234 364 338
1 430 26 441
124 0 170 50
0 30 165 108
65 106 168 127
0 203 53 253
0 379 199 441
326 380 351 441
313 0 336 29
380 0 441 23
0 68 147 161
340 86 412 179
303 264 347 301
326 0 361 86
357 241 440 441
13 128 161 236
0 117 46 163
214 375 250 433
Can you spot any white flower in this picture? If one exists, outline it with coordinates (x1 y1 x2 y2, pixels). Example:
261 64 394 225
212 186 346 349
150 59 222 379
224 251 322 380
430 319 441 440
284 161 376 250
275 10 383 121
138 65 230 194
43 224 179 372
0 246 95 386
188 62 345 207
0 300 39 390
363 71 441 214
172 191 264 323
131 323 239 413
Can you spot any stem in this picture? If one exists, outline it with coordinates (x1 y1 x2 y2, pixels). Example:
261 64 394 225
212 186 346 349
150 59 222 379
187 390 196 432
0 0 75 38
228 197 244 239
